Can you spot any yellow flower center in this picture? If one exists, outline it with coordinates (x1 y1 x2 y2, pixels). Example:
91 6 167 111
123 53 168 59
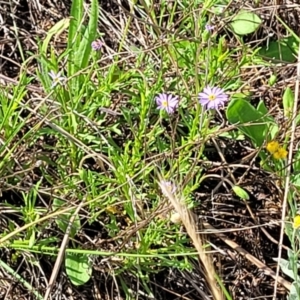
208 94 216 101
162 100 168 107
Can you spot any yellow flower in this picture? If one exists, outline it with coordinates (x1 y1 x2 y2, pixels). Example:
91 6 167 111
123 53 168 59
273 147 288 160
266 141 280 154
293 215 300 229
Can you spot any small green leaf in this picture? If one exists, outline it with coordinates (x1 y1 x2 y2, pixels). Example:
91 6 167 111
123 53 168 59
65 253 92 286
283 87 294 118
269 74 277 86
219 130 245 140
232 186 249 200
230 10 262 35
29 230 36 248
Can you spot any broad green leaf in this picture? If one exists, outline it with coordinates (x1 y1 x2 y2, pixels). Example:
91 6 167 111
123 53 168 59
232 186 249 200
283 87 294 118
259 36 298 62
226 99 267 147
230 11 262 35
65 253 92 286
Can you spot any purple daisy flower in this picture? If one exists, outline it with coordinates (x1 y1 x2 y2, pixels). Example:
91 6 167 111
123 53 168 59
198 86 228 110
91 39 103 51
156 93 179 114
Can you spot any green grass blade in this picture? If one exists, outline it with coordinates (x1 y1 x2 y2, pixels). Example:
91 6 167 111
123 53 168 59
68 0 83 76
76 0 99 70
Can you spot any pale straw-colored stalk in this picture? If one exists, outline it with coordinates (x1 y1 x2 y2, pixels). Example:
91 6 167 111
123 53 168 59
159 179 224 300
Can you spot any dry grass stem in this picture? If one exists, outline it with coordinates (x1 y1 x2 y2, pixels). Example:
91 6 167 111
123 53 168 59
159 180 224 300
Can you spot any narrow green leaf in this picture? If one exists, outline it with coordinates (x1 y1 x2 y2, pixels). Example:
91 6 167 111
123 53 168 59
232 186 249 200
256 100 279 139
283 87 294 118
76 0 99 70
68 0 83 76
65 253 92 286
42 19 70 55
292 151 300 174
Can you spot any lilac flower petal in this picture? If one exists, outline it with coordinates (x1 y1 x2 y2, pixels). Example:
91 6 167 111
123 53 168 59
206 101 217 109
203 87 213 94
198 92 210 100
199 99 210 106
